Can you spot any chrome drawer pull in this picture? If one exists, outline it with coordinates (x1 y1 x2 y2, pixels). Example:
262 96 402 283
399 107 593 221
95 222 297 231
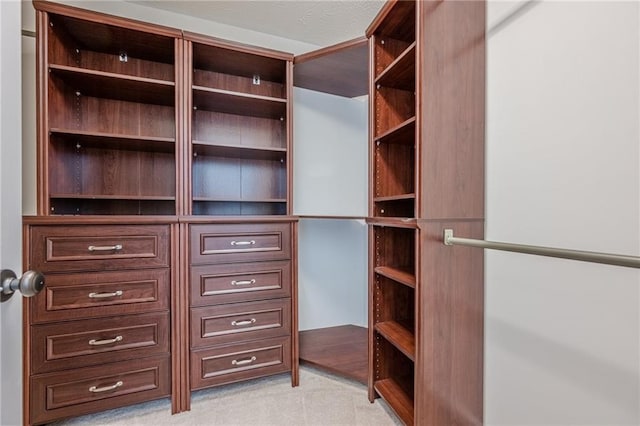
230 240 255 246
231 318 256 326
88 335 123 346
89 381 123 393
231 279 256 286
88 290 123 299
88 244 123 252
232 356 256 366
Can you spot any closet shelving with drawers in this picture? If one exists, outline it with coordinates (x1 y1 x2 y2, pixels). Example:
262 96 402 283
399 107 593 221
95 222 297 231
25 2 297 425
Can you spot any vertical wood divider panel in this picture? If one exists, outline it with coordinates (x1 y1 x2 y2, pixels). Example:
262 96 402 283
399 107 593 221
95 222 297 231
183 40 193 216
291 221 299 386
286 62 293 216
36 10 48 216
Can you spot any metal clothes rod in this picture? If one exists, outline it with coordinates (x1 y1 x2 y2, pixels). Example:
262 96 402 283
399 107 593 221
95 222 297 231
443 229 640 269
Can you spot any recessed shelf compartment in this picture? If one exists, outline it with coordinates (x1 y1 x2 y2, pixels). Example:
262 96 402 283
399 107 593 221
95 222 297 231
192 200 287 216
49 65 175 106
192 86 286 119
50 129 175 153
375 116 415 145
374 378 414 426
374 141 415 204
49 198 175 215
374 266 415 288
373 337 415 425
375 42 416 91
375 322 415 361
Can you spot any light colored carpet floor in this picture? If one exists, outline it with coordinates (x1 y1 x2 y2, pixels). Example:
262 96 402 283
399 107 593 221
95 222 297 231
50 366 402 425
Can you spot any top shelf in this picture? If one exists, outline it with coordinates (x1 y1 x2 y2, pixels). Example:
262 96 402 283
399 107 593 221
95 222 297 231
192 42 287 84
48 12 177 65
367 0 415 42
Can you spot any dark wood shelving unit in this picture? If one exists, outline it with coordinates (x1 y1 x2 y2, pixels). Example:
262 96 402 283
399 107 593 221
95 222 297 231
192 141 286 160
367 1 485 424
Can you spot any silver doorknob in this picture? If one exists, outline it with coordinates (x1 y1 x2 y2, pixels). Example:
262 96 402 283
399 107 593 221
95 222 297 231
1 269 45 302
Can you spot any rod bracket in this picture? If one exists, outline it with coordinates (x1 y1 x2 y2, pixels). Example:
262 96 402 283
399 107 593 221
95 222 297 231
443 229 454 246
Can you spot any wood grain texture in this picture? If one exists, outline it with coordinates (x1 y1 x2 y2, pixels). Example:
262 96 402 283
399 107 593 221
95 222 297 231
415 220 484 426
418 0 486 220
294 38 368 98
299 325 367 384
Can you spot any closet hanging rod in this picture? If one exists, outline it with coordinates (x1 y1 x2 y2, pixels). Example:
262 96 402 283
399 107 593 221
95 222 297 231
443 229 640 269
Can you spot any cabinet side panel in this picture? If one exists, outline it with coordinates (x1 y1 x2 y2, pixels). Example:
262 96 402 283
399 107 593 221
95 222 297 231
416 220 484 425
418 1 486 220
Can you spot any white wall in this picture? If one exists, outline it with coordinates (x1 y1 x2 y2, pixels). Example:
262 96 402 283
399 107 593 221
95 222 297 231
293 87 368 217
1 1 24 425
485 1 640 424
298 218 368 330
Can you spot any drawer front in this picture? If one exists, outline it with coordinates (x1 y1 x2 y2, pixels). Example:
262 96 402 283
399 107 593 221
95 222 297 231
30 355 170 425
32 269 169 323
191 298 290 348
31 312 169 374
190 223 291 265
30 225 170 272
191 336 291 390
191 260 291 306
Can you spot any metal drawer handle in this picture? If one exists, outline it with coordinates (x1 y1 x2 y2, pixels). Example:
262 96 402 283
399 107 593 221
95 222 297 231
88 290 123 299
88 244 123 252
231 279 256 286
232 356 256 366
89 381 123 393
231 318 256 327
88 335 123 346
230 240 255 246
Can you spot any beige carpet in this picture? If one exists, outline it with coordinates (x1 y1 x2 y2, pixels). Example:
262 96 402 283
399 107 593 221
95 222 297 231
50 366 401 425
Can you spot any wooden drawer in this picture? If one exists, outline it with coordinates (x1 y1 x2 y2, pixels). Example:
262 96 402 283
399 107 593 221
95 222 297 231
31 269 169 323
30 355 170 425
191 298 290 348
191 260 291 306
190 223 291 265
191 336 290 390
31 312 169 374
30 225 170 273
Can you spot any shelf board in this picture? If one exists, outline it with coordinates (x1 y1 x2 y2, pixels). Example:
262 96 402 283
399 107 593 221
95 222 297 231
192 86 286 119
299 325 367 384
375 41 416 91
375 116 415 144
366 217 417 229
49 64 175 106
192 141 286 161
375 321 415 361
374 266 416 288
50 194 175 201
193 197 286 203
374 193 415 203
374 378 414 425
50 129 175 153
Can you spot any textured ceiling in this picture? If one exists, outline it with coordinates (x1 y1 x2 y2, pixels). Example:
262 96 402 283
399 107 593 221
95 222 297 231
129 1 385 46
